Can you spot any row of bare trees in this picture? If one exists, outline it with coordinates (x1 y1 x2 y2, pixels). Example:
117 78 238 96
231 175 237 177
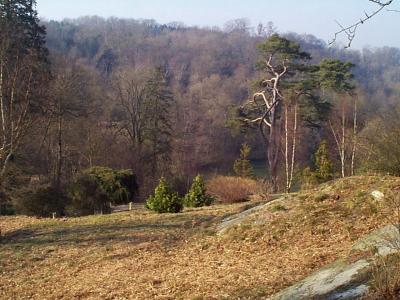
1 2 400 204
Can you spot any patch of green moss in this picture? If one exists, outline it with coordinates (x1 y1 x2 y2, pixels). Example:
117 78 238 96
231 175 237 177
271 204 288 212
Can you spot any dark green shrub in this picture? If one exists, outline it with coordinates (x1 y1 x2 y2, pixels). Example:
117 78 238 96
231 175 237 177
68 167 138 216
83 167 138 204
0 202 15 216
146 177 183 213
67 174 110 216
184 175 214 208
0 192 14 216
13 184 68 217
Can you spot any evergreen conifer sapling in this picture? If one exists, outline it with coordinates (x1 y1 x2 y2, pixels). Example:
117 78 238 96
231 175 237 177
184 175 214 208
233 143 254 178
146 177 183 213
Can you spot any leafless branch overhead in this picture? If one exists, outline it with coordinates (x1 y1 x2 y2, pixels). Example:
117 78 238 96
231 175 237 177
330 0 396 48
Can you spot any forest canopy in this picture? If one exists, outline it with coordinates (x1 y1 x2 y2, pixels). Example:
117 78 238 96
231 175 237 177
1 5 400 214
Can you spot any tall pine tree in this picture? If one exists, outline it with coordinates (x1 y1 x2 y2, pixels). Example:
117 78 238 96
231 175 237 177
143 66 174 179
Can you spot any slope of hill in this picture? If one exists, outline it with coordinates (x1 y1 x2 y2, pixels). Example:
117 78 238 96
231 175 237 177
1 176 399 299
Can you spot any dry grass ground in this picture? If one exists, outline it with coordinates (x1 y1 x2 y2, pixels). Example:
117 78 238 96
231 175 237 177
1 176 399 300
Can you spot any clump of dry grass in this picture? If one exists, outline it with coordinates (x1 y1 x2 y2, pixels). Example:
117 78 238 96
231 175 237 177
365 253 400 300
206 176 260 204
364 188 400 299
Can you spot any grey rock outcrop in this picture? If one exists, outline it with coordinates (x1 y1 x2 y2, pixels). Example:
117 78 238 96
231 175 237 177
268 225 400 300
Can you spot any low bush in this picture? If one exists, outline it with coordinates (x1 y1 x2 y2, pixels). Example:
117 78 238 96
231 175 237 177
0 192 14 216
146 177 183 213
67 174 111 216
68 167 138 216
13 184 68 217
206 176 260 204
0 202 15 216
184 175 214 208
84 167 138 204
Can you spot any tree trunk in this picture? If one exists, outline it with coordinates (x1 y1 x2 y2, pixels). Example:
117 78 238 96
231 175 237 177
56 100 63 191
0 60 15 187
284 104 289 193
0 60 6 184
284 99 299 194
289 101 298 193
0 60 7 185
351 98 358 176
267 106 281 193
341 102 346 178
330 101 347 179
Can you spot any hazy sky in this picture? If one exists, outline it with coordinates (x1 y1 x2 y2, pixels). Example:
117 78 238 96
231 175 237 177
36 0 400 49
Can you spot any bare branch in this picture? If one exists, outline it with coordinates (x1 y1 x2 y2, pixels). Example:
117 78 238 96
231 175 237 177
330 0 396 48
254 92 271 108
244 117 272 127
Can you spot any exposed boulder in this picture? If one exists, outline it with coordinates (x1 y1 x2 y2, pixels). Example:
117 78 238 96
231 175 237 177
268 259 370 300
216 195 289 235
371 190 385 202
352 224 400 256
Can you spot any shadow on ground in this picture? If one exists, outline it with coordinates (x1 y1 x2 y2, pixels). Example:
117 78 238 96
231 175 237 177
0 209 225 250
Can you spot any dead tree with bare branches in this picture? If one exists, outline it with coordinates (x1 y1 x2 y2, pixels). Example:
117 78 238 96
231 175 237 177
242 35 311 191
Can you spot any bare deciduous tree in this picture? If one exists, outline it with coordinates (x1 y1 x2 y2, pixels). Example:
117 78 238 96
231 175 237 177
113 67 147 161
0 0 49 187
48 57 95 189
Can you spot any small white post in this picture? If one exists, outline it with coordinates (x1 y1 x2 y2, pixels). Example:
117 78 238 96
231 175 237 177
129 202 133 211
52 212 56 219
